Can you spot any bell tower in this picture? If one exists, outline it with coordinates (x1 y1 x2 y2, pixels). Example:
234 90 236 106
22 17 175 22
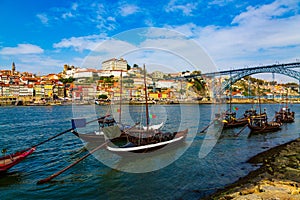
12 62 16 75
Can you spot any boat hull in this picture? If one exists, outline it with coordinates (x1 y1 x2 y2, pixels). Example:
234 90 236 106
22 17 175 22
248 124 281 134
0 148 35 172
223 118 248 129
106 129 188 154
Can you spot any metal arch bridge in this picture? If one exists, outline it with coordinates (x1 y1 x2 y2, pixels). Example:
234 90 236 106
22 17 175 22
183 62 300 92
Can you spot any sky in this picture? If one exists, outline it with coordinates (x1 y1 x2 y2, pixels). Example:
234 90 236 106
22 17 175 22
0 0 299 82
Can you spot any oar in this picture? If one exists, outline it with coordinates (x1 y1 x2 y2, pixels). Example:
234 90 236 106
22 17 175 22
200 119 217 133
234 124 248 137
37 141 108 184
28 117 102 150
37 122 140 184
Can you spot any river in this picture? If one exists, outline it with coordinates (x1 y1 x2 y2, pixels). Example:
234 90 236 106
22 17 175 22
0 104 299 199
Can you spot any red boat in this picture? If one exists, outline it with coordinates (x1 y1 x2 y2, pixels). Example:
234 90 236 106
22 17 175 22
0 147 36 172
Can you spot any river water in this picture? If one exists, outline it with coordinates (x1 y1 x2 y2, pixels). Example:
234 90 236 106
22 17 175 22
0 104 299 199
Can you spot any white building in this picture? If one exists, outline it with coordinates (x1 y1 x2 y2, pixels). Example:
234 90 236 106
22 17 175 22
156 80 177 88
97 70 127 77
74 68 95 78
101 58 128 71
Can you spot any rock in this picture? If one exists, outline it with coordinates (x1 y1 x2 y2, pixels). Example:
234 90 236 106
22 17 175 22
291 189 300 195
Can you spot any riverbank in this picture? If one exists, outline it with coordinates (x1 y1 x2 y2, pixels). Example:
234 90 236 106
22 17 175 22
204 137 300 199
1 97 300 106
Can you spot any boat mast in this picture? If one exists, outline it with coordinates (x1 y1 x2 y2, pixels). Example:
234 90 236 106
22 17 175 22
119 70 123 124
143 64 149 129
285 89 288 109
257 82 263 126
258 82 262 115
229 71 232 113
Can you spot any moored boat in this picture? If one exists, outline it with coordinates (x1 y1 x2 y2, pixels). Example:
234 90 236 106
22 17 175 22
275 107 295 123
248 115 281 134
222 112 248 129
104 64 188 154
0 148 35 172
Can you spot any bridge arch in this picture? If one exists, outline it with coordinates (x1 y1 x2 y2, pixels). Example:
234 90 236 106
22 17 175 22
222 67 300 91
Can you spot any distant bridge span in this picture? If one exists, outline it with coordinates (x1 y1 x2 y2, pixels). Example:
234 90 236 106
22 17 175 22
183 62 300 92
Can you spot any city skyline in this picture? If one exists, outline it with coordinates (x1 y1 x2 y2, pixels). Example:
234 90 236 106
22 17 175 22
0 0 300 82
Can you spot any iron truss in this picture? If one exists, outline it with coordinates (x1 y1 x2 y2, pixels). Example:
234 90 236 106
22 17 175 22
170 62 300 93
222 65 300 91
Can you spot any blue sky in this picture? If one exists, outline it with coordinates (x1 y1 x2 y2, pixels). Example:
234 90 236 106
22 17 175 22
0 0 299 81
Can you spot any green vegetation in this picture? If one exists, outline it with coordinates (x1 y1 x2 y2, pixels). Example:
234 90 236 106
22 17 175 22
98 94 108 99
59 77 75 84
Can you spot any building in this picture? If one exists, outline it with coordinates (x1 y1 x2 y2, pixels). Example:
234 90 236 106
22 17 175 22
101 58 128 71
156 80 177 89
151 71 165 79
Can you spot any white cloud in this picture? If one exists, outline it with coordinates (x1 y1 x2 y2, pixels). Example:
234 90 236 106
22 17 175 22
165 0 198 16
208 0 234 7
53 34 107 52
0 44 44 55
72 3 78 11
232 0 298 25
62 12 74 19
167 0 300 71
36 13 49 25
119 4 139 16
107 16 116 22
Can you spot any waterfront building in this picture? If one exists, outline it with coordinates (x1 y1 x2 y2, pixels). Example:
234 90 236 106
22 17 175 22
44 81 54 98
9 83 20 96
0 83 10 96
57 84 65 98
34 82 45 98
101 58 128 71
19 84 34 97
0 74 10 84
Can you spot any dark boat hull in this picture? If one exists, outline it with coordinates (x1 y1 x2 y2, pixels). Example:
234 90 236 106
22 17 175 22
106 129 188 155
223 118 248 129
248 124 281 134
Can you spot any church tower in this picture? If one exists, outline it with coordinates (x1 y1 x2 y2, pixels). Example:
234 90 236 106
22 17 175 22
12 62 16 75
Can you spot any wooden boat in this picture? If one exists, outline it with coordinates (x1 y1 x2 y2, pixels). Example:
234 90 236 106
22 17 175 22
222 73 249 129
222 112 248 129
248 115 281 134
275 107 295 123
104 65 188 154
0 148 35 172
247 82 282 135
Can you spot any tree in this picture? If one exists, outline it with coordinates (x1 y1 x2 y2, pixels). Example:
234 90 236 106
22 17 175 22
59 77 75 84
98 94 108 99
127 64 131 70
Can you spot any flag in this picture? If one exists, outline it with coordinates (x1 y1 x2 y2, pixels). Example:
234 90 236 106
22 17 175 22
233 106 238 111
149 114 156 119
